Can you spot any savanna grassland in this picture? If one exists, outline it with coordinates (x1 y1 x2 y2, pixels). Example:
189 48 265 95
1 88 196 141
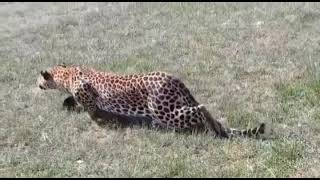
1 2 320 177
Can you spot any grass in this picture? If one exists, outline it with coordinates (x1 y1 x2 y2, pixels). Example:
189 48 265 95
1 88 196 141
1 2 320 177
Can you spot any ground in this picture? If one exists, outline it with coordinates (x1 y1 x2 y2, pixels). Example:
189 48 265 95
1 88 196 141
1 2 320 177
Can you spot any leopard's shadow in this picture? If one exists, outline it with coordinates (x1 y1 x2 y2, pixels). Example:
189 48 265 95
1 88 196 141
93 108 211 137
62 96 152 128
93 108 154 129
62 96 212 136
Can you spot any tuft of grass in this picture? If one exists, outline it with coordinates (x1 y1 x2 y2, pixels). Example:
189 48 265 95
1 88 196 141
277 80 320 124
225 109 256 129
278 81 320 106
262 139 305 177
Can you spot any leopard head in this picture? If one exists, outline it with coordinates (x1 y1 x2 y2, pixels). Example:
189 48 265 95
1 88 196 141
37 63 72 92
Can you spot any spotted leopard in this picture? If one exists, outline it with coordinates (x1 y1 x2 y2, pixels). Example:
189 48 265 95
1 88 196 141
37 64 267 138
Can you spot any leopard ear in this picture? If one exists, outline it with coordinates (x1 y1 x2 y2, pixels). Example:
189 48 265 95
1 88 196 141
40 70 52 80
58 62 67 68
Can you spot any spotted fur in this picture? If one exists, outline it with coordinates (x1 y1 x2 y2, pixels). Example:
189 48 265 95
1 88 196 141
37 64 267 139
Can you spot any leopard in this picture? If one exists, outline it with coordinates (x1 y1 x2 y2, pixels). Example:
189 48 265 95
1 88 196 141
36 64 267 139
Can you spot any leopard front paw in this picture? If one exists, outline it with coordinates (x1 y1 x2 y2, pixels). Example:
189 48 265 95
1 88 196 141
62 96 82 112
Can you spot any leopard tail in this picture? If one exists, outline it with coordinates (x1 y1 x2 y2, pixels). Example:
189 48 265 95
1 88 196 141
199 105 268 139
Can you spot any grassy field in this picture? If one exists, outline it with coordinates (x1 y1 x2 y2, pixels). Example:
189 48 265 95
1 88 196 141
1 2 320 177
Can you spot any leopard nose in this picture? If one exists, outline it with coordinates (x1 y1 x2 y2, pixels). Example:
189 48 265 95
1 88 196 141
39 85 45 90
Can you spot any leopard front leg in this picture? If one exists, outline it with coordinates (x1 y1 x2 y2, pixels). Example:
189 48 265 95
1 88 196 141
62 95 83 112
71 80 100 121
